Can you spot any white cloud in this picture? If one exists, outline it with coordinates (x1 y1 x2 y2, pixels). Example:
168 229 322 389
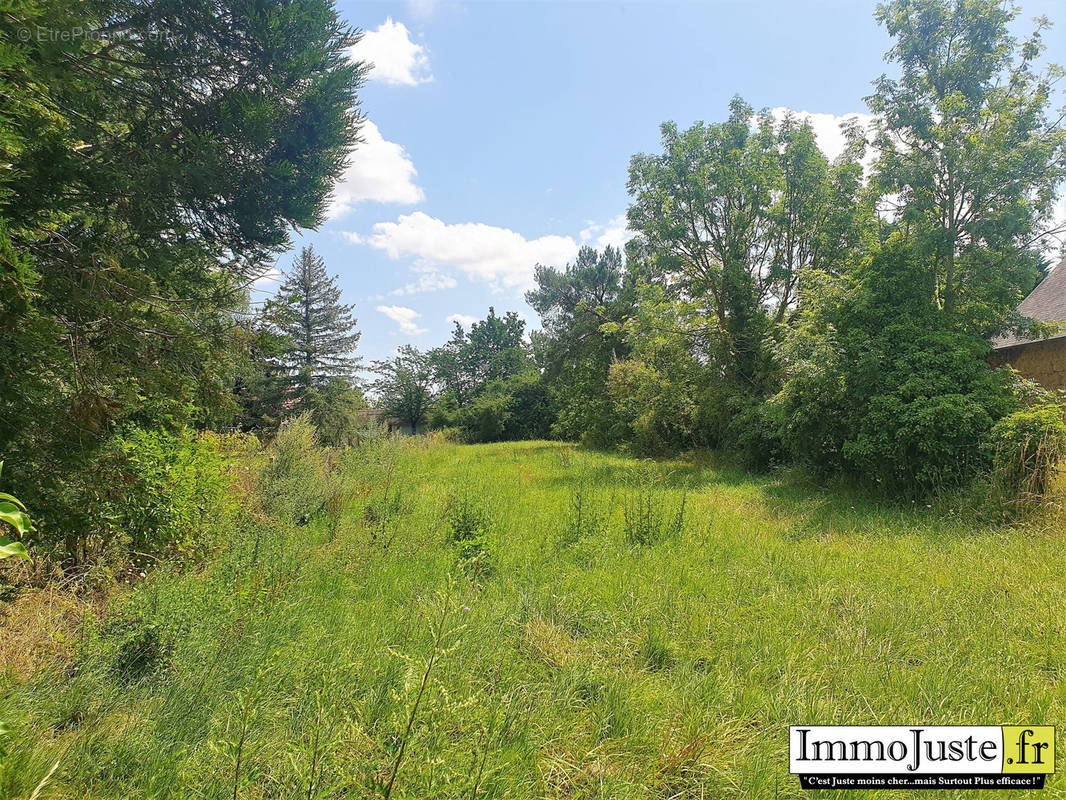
352 19 432 87
445 313 478 328
406 0 438 21
377 304 428 336
250 264 282 295
580 213 632 250
328 120 424 217
389 268 457 296
766 107 874 163
357 211 579 290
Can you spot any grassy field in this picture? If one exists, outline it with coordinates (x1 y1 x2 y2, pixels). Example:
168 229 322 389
2 438 1066 798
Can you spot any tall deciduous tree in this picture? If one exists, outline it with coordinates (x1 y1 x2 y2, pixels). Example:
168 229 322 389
427 307 529 408
626 97 868 390
868 0 1066 335
267 246 362 385
372 346 435 432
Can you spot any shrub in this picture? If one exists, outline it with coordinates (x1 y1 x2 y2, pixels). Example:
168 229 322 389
458 394 511 444
445 493 494 576
727 400 786 471
455 371 554 443
102 427 238 561
256 416 330 524
606 355 708 456
780 244 1019 496
428 427 462 444
989 405 1066 504
303 378 370 449
838 329 1016 495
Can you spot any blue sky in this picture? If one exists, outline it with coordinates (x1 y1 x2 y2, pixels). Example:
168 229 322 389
259 0 1066 368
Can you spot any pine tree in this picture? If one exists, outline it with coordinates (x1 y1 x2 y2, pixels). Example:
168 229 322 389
268 246 362 386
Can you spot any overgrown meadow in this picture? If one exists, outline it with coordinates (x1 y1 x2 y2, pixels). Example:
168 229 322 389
3 430 1065 799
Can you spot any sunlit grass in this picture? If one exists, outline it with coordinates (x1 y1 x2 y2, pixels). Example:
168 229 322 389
2 439 1065 798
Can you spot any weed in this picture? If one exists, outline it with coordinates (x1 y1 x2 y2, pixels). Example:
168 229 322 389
557 479 606 547
445 492 494 577
373 579 461 799
621 478 686 546
6 439 1066 797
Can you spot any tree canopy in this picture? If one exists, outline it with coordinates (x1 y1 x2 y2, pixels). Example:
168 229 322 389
0 0 365 558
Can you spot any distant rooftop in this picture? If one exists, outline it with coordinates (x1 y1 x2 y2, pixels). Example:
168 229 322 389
992 257 1066 349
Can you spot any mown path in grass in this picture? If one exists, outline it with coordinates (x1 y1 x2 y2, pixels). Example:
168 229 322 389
3 439 1066 799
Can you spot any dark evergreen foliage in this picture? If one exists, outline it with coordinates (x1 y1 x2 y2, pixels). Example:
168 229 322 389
0 0 365 559
267 246 363 384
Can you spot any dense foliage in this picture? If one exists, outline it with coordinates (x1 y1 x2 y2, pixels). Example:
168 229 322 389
371 346 435 433
2 0 1065 582
0 0 365 562
778 242 1019 493
526 246 633 444
517 0 1066 497
423 308 555 442
240 246 366 446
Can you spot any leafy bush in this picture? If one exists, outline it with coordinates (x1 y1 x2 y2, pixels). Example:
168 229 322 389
110 428 238 559
256 416 330 524
727 400 786 471
780 244 1019 495
606 360 699 456
458 393 511 444
455 371 554 443
444 493 494 576
989 405 1066 504
303 378 370 449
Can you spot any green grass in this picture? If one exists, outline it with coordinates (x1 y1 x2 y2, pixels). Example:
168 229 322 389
3 439 1066 798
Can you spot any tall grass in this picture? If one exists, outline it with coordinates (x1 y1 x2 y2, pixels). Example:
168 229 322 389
2 439 1066 798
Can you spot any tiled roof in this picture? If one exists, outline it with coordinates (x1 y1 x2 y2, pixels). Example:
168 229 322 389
992 257 1066 349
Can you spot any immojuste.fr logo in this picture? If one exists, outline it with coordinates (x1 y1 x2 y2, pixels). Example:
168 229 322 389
789 725 1055 790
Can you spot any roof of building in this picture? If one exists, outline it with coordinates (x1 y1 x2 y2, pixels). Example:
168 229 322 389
992 257 1066 349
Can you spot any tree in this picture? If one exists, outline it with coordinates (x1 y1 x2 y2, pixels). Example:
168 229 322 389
267 246 362 385
428 323 477 409
626 98 868 391
427 307 530 413
868 0 1066 336
0 0 365 559
778 239 1018 494
372 346 435 432
526 245 633 443
304 377 369 448
465 308 529 388
456 371 554 443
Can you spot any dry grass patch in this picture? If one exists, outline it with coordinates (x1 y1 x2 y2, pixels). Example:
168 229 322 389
0 589 97 680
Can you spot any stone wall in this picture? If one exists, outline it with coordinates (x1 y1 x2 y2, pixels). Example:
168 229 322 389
988 336 1066 390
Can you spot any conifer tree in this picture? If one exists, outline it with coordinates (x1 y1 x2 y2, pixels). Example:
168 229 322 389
268 246 362 386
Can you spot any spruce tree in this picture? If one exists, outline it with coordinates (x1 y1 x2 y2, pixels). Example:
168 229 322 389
268 246 362 386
